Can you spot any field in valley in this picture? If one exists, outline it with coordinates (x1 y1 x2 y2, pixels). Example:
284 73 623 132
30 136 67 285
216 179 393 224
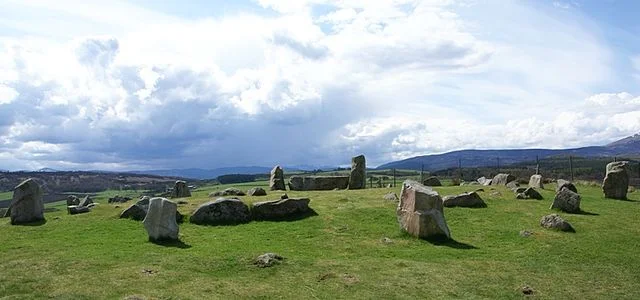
1 181 639 299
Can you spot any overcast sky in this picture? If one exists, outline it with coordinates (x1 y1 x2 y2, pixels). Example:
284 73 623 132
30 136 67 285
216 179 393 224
0 0 639 171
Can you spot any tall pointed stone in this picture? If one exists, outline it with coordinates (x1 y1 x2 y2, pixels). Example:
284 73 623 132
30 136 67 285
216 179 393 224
348 155 366 190
8 178 45 225
269 165 286 191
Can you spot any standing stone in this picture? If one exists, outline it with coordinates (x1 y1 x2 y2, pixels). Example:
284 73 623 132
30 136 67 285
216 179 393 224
142 198 179 241
348 155 366 190
171 180 191 198
602 161 629 200
396 180 450 239
556 179 577 193
422 176 442 187
551 188 581 213
491 174 516 186
529 174 544 189
269 165 286 191
8 179 45 225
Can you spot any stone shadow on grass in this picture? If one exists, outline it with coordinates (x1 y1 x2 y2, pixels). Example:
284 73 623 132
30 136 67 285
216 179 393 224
149 239 192 249
11 219 47 226
252 209 319 222
423 236 478 250
574 210 599 216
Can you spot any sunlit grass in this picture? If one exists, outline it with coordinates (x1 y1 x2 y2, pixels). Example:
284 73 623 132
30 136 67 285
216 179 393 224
1 181 639 299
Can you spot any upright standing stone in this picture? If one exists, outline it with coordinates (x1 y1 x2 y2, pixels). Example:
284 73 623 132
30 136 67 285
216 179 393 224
171 180 191 198
397 180 450 239
348 155 366 190
529 175 544 189
603 161 629 200
8 179 45 225
143 198 179 241
270 165 286 191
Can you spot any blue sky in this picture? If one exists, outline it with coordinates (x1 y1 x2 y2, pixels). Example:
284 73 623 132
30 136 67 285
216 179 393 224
0 0 639 171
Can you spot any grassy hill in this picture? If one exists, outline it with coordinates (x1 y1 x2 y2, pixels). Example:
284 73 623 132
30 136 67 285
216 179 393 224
1 182 639 299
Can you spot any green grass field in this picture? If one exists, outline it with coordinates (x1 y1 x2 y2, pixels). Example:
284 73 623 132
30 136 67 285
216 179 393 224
1 182 639 299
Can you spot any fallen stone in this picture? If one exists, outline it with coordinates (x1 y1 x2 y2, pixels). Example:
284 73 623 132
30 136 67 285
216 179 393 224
289 176 350 191
254 253 283 268
247 187 267 196
251 198 312 221
190 198 251 225
422 176 442 187
513 187 527 194
210 188 246 197
67 195 80 206
383 192 399 201
108 195 132 203
79 195 93 207
442 192 487 208
524 187 543 200
540 214 575 232
516 193 527 199
519 230 533 237
67 205 90 215
506 181 519 190
550 188 581 213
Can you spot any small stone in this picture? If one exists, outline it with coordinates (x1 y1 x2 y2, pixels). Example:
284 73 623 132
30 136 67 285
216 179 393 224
522 285 534 295
383 192 399 201
519 230 533 237
540 214 575 232
247 187 267 196
254 253 283 268
381 237 393 244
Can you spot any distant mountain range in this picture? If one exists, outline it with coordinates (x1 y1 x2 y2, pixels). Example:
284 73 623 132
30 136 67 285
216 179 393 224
130 165 336 180
377 133 640 171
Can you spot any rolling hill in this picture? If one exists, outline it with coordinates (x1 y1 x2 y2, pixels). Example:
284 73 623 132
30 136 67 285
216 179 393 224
377 133 640 171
